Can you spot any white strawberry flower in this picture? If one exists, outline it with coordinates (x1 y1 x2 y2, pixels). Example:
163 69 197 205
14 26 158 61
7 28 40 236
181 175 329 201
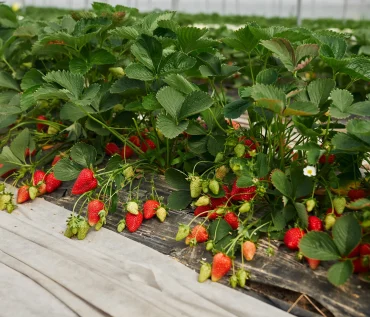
303 166 317 177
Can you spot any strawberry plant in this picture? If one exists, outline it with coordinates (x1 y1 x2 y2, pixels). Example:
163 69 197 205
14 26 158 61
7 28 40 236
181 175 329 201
0 2 370 291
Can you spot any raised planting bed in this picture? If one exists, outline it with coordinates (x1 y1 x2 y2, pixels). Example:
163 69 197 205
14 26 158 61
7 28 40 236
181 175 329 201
38 176 369 317
0 3 370 317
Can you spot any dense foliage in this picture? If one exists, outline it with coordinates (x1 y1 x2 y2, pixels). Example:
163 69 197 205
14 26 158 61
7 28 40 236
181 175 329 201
1 2 370 287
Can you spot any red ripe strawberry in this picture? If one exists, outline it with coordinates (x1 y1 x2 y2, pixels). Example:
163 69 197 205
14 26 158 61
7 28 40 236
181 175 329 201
38 183 47 196
352 257 369 274
242 241 256 261
121 145 134 159
143 199 160 219
52 155 61 166
284 228 305 250
231 180 256 201
360 243 370 256
25 148 36 157
126 211 143 232
71 169 98 195
211 253 232 282
36 115 48 132
105 142 120 156
208 210 219 220
185 225 209 244
17 185 30 203
348 189 366 202
87 199 105 226
210 185 230 208
348 244 361 258
45 172 62 193
224 212 239 230
194 205 210 217
243 139 256 158
141 139 156 152
306 257 320 270
140 129 149 137
326 207 341 218
319 154 336 164
308 216 323 231
33 170 46 186
129 135 141 147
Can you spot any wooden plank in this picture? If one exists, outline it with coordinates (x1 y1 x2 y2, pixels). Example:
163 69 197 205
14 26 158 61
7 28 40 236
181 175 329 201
42 176 369 317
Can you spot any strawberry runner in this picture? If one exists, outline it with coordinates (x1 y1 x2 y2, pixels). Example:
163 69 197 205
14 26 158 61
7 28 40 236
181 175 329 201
0 185 291 317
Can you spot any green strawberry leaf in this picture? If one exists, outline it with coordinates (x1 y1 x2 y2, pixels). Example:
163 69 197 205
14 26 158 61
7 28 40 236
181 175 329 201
10 128 31 163
167 190 192 210
53 158 83 181
299 231 341 261
0 71 20 91
209 218 233 243
165 168 189 190
295 202 308 229
224 99 251 119
327 260 353 286
332 214 362 257
70 143 97 168
346 198 370 210
157 113 189 139
307 78 335 106
270 169 293 199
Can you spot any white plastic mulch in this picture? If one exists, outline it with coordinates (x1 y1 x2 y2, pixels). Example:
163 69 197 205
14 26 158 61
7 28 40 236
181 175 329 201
0 185 291 317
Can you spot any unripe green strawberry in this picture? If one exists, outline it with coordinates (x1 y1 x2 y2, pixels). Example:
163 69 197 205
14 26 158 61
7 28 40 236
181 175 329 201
190 176 202 198
234 144 245 158
6 203 15 213
215 207 226 215
113 104 124 112
156 128 165 142
67 214 79 235
95 220 103 231
206 240 214 251
305 198 316 212
230 162 242 173
95 210 107 231
0 183 5 192
333 196 346 215
156 207 167 222
47 126 59 135
109 67 125 77
123 166 134 179
127 201 139 215
0 194 11 210
325 213 336 230
215 152 224 163
194 195 210 207
77 220 90 240
117 219 126 232
239 202 251 213
175 224 190 241
64 226 74 238
29 186 38 200
215 165 229 180
202 180 209 193
209 179 220 195
236 269 250 288
229 274 238 288
198 262 212 283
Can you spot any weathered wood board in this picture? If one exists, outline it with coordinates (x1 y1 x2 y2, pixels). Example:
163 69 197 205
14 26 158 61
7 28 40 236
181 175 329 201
41 176 369 317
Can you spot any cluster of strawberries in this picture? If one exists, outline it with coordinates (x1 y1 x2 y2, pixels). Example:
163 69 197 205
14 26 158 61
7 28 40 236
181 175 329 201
17 154 63 204
105 134 156 159
176 176 260 286
284 189 369 272
116 199 167 234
